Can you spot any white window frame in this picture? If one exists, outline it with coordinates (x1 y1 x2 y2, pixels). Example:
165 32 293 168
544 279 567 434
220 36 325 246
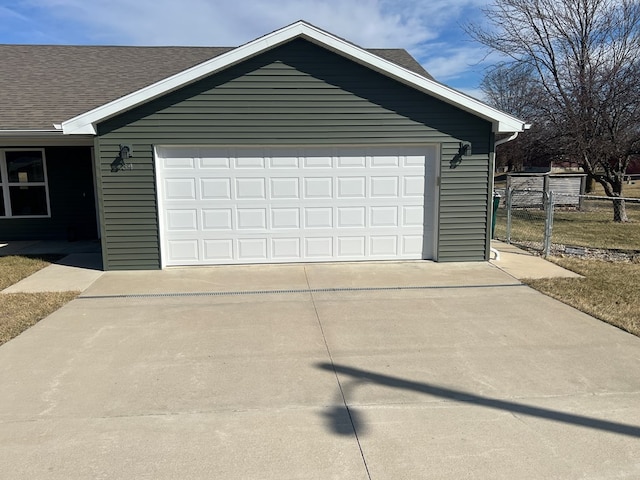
0 148 51 218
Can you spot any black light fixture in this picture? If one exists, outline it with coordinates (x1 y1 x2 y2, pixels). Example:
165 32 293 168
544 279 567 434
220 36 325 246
111 144 134 172
119 144 132 159
450 141 472 169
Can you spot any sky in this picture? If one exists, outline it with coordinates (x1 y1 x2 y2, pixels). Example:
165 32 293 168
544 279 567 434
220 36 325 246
0 0 497 98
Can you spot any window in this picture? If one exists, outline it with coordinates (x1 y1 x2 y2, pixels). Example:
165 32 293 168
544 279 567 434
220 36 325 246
0 149 50 218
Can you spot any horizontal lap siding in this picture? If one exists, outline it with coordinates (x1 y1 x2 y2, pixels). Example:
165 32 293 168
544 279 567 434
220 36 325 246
437 142 492 261
96 39 492 269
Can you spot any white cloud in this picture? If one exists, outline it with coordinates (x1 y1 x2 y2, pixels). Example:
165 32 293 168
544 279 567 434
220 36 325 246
22 0 485 46
17 0 494 88
415 44 493 80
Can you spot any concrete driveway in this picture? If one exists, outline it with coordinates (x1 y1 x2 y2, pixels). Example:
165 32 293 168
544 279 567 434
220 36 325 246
1 261 639 479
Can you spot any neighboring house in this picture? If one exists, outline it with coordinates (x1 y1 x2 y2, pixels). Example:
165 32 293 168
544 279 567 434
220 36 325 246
0 21 526 270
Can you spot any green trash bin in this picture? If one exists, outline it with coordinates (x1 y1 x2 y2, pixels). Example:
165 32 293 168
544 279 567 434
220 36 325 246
491 192 501 239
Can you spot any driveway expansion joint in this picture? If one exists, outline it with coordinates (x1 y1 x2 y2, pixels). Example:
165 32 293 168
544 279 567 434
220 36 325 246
78 283 526 299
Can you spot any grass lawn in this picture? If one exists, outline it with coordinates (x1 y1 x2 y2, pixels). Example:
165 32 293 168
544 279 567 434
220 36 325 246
494 180 640 251
0 255 78 346
526 257 640 337
495 206 640 250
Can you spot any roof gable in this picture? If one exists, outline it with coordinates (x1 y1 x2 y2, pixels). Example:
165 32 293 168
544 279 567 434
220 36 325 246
0 43 424 131
59 21 526 135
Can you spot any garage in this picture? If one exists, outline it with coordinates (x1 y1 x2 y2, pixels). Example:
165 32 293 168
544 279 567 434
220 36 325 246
51 21 526 270
156 145 438 266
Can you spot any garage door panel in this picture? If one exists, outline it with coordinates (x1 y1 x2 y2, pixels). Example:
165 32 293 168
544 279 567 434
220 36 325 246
370 176 399 197
235 178 266 199
157 146 436 266
237 208 267 230
337 177 366 198
236 156 265 168
370 235 398 256
200 156 230 168
203 239 233 261
337 207 366 228
166 209 198 231
337 155 366 168
269 155 299 168
238 238 268 260
304 178 333 198
305 207 332 228
163 156 195 169
403 176 425 197
305 237 333 258
165 178 196 200
402 235 424 255
404 154 427 167
271 208 300 229
402 206 424 226
201 178 231 199
270 177 300 199
303 156 332 168
272 237 301 259
202 209 233 230
337 236 366 257
370 206 398 227
371 155 399 167
167 240 199 262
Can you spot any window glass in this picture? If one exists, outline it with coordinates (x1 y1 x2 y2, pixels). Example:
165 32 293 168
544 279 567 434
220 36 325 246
0 187 5 216
6 151 45 183
9 186 48 216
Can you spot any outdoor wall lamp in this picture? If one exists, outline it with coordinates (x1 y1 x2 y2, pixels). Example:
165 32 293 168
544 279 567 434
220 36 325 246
450 141 472 169
111 144 134 172
459 141 472 156
119 144 133 159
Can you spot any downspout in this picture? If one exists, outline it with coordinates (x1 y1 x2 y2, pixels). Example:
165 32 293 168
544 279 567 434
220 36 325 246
494 131 520 148
490 131 522 261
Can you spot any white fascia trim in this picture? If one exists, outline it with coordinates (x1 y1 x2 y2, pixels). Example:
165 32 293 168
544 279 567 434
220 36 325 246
61 21 527 135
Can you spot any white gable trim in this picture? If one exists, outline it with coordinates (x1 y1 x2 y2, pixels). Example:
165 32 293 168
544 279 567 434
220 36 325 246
61 21 526 135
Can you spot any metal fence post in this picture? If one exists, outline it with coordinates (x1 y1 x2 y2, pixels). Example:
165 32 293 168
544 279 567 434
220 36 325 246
543 190 554 257
506 187 513 244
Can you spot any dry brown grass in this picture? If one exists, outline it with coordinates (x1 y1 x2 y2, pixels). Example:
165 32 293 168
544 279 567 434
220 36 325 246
0 292 78 344
0 255 78 346
0 255 62 290
589 181 640 198
526 257 640 337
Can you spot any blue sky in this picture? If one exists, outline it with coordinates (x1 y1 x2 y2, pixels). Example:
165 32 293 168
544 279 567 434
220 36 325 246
0 0 495 98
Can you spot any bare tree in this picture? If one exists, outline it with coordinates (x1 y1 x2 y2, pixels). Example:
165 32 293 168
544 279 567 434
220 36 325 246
470 0 640 221
482 64 556 172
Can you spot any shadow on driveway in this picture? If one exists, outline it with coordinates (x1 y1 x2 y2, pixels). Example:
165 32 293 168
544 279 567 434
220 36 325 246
317 362 640 438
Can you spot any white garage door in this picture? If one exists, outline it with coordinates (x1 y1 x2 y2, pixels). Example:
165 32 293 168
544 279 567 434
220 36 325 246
155 146 438 266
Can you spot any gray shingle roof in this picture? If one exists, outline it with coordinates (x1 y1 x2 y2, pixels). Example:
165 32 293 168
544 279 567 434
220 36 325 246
0 44 432 130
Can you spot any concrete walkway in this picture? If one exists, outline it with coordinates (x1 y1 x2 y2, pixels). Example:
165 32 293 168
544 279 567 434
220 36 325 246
1 240 579 294
0 240 103 293
0 261 639 478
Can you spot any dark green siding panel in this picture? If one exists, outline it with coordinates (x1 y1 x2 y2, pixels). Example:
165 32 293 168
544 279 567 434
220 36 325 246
95 39 493 269
0 146 97 241
437 139 493 262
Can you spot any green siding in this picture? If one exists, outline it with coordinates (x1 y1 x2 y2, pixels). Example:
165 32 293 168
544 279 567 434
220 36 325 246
437 142 493 262
96 39 493 270
0 146 97 241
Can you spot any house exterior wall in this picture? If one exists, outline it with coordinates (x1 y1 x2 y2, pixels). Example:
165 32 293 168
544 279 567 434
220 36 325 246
0 145 97 241
95 39 493 270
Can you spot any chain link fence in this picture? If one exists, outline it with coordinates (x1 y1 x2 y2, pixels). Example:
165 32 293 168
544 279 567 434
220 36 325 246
493 187 640 258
